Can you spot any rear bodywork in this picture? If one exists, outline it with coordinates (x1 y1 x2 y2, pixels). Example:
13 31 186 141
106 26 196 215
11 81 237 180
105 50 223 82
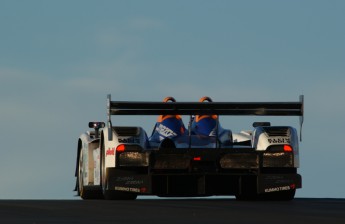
75 95 304 200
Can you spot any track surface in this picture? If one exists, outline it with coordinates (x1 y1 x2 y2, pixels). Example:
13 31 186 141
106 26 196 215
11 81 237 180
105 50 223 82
1 198 344 224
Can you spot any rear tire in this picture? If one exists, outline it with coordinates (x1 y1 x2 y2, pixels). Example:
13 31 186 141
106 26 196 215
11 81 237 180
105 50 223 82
235 176 258 201
103 190 138 200
235 189 296 201
260 189 296 201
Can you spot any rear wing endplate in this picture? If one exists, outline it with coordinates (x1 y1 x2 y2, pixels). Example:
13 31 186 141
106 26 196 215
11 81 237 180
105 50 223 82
106 94 304 141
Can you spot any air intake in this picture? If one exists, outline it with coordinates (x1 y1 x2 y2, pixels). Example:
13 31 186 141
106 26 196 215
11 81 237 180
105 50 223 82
113 127 140 136
263 127 290 137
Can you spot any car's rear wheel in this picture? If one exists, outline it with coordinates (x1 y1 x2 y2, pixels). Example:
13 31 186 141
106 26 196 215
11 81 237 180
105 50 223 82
235 176 259 201
235 188 296 201
260 189 296 201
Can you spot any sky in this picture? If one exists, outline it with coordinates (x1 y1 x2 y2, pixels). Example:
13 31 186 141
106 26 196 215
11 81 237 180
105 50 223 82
0 0 344 199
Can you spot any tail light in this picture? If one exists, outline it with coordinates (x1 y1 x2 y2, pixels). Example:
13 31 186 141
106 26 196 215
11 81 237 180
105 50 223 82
283 145 293 152
267 144 293 152
116 144 143 152
116 144 126 152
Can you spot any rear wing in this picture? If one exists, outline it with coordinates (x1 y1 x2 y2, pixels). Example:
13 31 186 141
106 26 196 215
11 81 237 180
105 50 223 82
106 94 304 140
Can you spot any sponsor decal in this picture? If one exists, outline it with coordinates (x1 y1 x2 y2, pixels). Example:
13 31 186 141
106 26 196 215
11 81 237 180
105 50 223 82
264 185 293 193
157 124 177 138
119 138 140 144
106 147 115 156
268 137 290 144
115 186 141 193
116 176 134 181
115 176 144 185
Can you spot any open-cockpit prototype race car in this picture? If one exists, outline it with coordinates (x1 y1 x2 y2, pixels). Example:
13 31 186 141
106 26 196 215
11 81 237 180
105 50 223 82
74 95 304 200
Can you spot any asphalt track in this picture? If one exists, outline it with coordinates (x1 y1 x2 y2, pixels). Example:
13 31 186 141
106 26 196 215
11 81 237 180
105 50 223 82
1 198 344 224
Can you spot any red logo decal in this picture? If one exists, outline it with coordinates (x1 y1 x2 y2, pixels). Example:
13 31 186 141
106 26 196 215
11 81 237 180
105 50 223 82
106 147 115 156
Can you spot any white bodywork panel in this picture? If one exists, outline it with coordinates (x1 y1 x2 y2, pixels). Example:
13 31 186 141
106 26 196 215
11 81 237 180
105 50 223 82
79 126 149 188
232 131 252 143
79 131 102 186
233 127 300 167
252 126 300 167
93 148 100 185
79 132 92 186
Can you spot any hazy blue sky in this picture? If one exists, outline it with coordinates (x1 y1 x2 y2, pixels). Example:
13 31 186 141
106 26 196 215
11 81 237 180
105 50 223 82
1 0 344 199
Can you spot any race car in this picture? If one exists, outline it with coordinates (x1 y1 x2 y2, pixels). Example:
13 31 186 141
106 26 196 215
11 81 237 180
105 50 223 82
74 94 304 200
